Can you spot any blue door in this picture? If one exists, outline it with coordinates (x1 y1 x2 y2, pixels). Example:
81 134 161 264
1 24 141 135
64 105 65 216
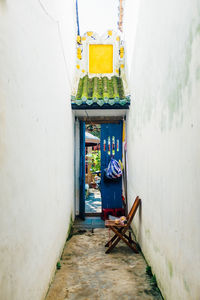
79 121 85 219
100 122 123 209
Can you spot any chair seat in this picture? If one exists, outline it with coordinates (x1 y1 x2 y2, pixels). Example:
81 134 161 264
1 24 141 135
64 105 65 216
105 220 126 227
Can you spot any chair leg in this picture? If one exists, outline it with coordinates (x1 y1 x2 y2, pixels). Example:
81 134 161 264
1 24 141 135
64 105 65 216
105 226 127 254
105 226 139 254
118 233 138 253
123 230 134 244
105 236 121 253
105 228 123 247
128 231 134 244
105 234 118 247
123 233 133 243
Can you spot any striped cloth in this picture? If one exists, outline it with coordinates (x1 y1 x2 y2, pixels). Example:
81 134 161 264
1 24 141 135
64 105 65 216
106 158 122 179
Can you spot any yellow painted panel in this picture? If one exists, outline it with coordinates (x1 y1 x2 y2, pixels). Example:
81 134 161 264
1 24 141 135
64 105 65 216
89 44 113 74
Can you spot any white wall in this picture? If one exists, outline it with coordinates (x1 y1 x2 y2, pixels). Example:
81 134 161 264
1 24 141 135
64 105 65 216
0 1 76 299
123 0 140 76
126 0 200 299
78 0 118 36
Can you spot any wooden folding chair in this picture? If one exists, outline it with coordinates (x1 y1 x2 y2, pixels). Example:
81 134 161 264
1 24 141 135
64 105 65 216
105 196 141 254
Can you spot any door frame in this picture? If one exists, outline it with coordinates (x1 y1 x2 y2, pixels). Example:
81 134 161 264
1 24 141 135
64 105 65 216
74 117 125 219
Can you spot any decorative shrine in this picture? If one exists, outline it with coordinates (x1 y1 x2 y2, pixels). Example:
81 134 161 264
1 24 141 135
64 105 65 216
71 30 130 109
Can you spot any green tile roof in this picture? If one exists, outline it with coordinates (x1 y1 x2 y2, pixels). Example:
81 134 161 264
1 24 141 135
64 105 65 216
71 75 130 108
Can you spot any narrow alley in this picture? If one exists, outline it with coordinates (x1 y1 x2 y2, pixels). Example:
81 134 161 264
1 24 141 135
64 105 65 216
1 0 200 300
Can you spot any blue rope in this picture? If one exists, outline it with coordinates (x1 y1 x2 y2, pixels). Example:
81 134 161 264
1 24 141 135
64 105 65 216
76 0 80 35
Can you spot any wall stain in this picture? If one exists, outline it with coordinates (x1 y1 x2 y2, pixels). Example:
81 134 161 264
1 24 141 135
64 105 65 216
165 16 200 130
0 91 6 166
166 27 193 129
183 279 190 293
153 244 160 254
145 229 151 239
196 66 200 80
196 23 200 34
167 261 173 278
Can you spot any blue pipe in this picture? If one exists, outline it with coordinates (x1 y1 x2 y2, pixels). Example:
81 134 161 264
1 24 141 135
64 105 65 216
76 0 80 35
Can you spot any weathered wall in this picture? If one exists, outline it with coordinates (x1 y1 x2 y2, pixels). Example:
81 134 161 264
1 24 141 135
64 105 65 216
126 0 200 299
0 1 76 299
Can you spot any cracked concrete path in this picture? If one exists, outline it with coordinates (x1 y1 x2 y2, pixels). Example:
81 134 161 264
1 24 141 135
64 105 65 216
45 228 162 300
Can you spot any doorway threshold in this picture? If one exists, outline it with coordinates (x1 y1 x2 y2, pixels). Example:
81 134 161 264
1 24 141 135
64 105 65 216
74 216 105 230
85 213 101 217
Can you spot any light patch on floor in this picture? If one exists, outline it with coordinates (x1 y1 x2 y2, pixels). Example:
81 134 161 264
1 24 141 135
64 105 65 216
85 188 102 213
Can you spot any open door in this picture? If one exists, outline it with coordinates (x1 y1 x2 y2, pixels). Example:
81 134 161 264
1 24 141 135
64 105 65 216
100 121 123 209
79 121 85 219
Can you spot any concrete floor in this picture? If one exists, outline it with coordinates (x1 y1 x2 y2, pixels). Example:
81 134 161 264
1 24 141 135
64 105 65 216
45 219 163 300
